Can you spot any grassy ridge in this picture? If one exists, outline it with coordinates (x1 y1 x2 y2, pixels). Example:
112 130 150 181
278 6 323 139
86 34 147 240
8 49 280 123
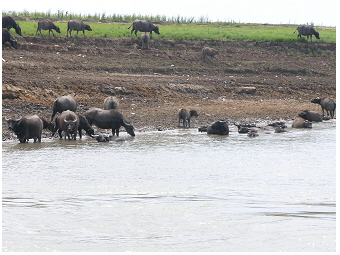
16 21 336 42
4 10 336 42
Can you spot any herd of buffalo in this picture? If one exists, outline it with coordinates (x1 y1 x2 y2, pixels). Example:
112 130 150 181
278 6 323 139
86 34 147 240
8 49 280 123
3 15 335 142
4 92 336 143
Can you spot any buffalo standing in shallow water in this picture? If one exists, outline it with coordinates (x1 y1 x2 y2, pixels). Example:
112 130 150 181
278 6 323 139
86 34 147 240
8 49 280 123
311 97 336 119
5 115 43 143
2 15 22 36
55 110 79 140
36 20 61 36
128 20 160 37
67 20 92 38
85 108 135 137
51 94 77 121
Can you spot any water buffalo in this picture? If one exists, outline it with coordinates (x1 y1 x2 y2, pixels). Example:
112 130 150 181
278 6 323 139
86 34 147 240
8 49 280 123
85 108 135 137
311 97 336 119
207 120 229 135
67 20 92 38
291 117 312 128
237 123 256 133
103 96 119 110
128 20 160 37
178 109 198 128
5 115 43 143
298 110 323 122
51 94 77 121
2 29 18 49
2 15 22 36
55 110 79 140
40 117 55 132
36 20 61 36
141 32 150 50
293 25 320 42
77 114 94 138
248 127 259 137
202 47 219 63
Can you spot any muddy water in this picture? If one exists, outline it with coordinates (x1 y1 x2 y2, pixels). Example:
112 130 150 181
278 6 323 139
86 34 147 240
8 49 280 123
2 121 336 252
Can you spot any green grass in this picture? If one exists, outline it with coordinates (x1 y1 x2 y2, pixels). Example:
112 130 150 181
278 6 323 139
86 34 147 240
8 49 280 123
3 11 336 42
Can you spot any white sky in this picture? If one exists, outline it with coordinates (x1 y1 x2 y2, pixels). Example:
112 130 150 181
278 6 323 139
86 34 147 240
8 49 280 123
2 0 337 26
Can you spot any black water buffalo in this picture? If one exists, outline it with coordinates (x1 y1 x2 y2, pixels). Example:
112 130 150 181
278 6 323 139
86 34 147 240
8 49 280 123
36 20 61 36
40 117 55 132
128 20 160 37
5 115 43 143
291 117 312 128
207 120 229 135
311 97 336 119
2 29 18 49
141 32 150 49
53 114 93 139
298 110 323 122
247 127 259 137
51 94 77 121
103 96 119 110
67 20 92 38
55 110 79 140
77 114 94 138
85 108 135 137
2 15 22 36
236 123 256 133
293 25 320 42
178 109 198 128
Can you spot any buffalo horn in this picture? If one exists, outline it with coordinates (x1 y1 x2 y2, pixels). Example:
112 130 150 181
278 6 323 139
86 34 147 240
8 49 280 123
73 119 77 123
5 115 9 121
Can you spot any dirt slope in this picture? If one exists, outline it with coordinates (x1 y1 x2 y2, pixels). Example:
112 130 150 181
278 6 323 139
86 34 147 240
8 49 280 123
2 36 336 139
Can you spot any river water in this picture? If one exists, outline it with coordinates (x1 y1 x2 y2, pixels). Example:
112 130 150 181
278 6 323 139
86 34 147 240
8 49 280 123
2 120 336 252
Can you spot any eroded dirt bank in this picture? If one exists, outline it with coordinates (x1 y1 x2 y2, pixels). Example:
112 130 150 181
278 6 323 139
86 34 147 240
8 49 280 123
2 36 336 140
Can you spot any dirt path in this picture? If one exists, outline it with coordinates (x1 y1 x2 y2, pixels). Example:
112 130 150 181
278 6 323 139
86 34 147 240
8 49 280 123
2 36 336 140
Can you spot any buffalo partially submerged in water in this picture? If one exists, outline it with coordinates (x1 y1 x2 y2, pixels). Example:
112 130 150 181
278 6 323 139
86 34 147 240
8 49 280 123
36 20 61 36
51 94 77 121
2 29 18 49
54 110 79 140
67 20 92 38
207 120 229 135
178 109 198 128
2 15 22 36
128 20 160 37
298 110 323 122
292 117 312 128
293 25 320 42
311 97 336 119
103 96 119 110
5 114 43 143
85 108 135 137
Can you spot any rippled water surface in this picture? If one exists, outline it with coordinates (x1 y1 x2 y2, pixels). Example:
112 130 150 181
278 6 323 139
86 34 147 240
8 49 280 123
2 121 336 252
